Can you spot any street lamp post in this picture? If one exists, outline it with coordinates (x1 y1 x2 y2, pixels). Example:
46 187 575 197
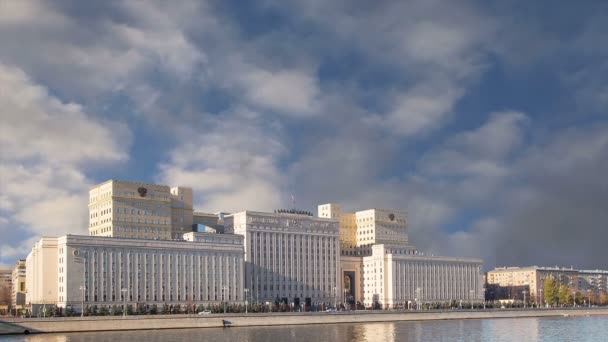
523 291 527 309
73 249 87 317
470 290 475 309
572 291 576 308
255 274 259 305
121 288 127 317
79 286 86 317
482 288 486 309
244 288 249 314
333 287 337 309
41 298 46 318
539 288 543 308
222 286 227 314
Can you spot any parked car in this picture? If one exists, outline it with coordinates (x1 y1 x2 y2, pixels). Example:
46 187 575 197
198 310 212 315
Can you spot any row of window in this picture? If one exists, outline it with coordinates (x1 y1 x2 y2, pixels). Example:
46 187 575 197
116 216 168 225
117 207 169 217
116 226 169 234
119 191 169 201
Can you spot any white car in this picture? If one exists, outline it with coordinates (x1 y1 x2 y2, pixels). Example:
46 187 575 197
198 310 212 315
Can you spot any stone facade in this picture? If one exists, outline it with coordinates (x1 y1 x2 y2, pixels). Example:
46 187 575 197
225 210 341 307
25 238 59 308
26 234 244 312
365 245 482 308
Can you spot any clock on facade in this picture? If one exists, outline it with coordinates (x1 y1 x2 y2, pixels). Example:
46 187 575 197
389 213 395 221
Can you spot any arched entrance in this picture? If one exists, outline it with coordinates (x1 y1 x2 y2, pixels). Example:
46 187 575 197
343 271 356 310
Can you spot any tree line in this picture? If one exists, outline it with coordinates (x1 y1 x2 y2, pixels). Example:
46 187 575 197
543 276 608 306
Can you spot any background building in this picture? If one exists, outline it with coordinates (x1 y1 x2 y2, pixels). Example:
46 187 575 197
486 266 608 304
193 212 227 234
225 210 341 309
26 234 244 314
25 237 59 313
88 180 193 240
0 269 11 314
11 259 26 313
320 203 483 309
579 270 607 294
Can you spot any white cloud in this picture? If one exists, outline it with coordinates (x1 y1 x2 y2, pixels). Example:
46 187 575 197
420 111 528 179
376 79 465 136
157 115 286 213
0 64 130 263
402 22 477 64
239 69 320 116
0 64 129 164
268 0 497 136
0 0 67 27
0 1 205 101
108 20 204 81
408 120 608 269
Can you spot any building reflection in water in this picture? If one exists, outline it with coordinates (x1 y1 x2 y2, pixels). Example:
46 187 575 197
482 317 540 341
351 322 396 342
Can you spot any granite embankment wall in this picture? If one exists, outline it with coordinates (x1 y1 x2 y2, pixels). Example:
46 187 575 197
1 308 607 335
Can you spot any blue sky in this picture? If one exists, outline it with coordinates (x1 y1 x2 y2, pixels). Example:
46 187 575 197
1 0 607 271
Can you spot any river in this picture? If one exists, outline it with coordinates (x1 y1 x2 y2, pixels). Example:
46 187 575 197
1 316 606 342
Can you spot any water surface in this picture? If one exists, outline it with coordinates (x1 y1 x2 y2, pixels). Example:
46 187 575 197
2 316 607 342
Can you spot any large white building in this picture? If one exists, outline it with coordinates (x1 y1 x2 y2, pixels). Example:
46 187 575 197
23 177 485 313
224 210 341 308
319 203 483 309
361 245 482 308
26 233 244 313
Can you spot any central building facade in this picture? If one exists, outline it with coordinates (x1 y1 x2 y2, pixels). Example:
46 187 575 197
224 210 340 308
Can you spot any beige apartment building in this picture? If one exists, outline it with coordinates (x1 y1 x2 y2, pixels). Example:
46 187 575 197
318 204 408 253
487 266 608 304
88 180 193 240
319 203 483 309
579 270 607 294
